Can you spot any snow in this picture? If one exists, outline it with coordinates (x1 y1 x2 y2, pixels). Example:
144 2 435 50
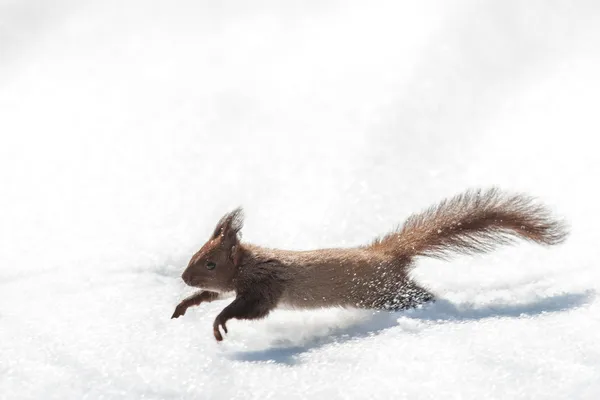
1 1 600 398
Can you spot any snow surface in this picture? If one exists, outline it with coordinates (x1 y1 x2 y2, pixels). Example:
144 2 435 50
2 1 600 399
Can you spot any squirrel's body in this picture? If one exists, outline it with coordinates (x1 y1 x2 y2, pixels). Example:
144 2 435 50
172 188 567 341
237 245 417 310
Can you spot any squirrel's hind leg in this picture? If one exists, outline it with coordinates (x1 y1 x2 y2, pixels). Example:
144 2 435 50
373 280 435 311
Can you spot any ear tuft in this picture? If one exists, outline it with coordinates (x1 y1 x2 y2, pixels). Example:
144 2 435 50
212 207 244 240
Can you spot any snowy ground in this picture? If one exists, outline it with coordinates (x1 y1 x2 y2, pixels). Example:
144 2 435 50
2 1 600 399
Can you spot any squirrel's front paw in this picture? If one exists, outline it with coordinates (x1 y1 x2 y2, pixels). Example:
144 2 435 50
213 318 228 342
171 303 188 319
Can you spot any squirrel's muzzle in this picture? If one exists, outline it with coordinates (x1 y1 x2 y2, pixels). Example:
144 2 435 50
181 268 194 286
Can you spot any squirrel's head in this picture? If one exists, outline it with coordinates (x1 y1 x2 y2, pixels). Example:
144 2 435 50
181 207 244 292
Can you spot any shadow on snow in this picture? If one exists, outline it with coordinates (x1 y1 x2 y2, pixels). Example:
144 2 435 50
228 290 594 365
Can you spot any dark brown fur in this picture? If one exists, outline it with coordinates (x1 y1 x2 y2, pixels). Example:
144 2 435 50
172 188 568 341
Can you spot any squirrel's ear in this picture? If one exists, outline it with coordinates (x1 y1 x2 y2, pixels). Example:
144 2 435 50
212 207 244 252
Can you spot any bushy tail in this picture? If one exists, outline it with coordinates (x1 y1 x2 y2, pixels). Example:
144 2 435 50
369 188 568 260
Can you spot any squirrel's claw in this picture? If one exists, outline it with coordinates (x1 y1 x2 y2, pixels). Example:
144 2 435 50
171 303 188 319
213 319 228 341
213 327 223 342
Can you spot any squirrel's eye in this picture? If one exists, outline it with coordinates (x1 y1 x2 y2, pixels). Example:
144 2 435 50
206 261 216 270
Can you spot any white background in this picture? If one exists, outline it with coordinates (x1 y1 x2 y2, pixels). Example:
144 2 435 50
1 1 599 398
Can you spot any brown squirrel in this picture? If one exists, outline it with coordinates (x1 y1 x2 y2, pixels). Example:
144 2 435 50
171 188 567 341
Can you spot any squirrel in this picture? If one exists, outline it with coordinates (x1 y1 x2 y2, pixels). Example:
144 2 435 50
171 188 568 341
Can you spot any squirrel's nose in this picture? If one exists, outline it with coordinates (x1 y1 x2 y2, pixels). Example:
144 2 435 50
181 269 193 286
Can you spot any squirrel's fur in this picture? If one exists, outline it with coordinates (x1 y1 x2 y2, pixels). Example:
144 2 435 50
172 188 568 341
